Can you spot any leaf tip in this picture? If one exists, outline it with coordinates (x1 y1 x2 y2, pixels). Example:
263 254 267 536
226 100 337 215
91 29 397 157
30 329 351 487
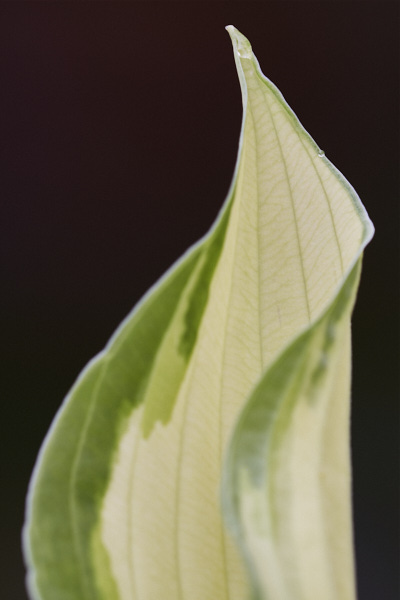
225 25 253 59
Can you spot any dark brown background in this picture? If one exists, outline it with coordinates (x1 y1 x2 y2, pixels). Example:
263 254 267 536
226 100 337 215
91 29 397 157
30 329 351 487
1 3 398 599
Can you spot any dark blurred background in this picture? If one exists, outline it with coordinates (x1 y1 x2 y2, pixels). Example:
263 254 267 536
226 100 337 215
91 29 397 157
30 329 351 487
1 3 398 599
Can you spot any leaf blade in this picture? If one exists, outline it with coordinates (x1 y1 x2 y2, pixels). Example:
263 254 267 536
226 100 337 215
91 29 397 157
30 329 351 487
222 260 363 600
220 26 373 600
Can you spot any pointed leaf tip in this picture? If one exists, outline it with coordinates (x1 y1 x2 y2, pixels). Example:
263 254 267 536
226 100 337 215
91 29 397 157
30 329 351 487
226 25 253 59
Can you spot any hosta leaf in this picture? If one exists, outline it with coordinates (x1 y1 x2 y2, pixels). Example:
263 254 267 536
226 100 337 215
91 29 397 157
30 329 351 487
24 26 373 600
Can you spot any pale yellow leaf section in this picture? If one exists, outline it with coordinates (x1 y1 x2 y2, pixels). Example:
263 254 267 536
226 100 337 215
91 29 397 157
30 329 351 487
99 29 366 600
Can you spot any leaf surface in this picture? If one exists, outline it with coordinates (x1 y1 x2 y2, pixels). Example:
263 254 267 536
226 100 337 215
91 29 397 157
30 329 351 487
24 26 373 600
